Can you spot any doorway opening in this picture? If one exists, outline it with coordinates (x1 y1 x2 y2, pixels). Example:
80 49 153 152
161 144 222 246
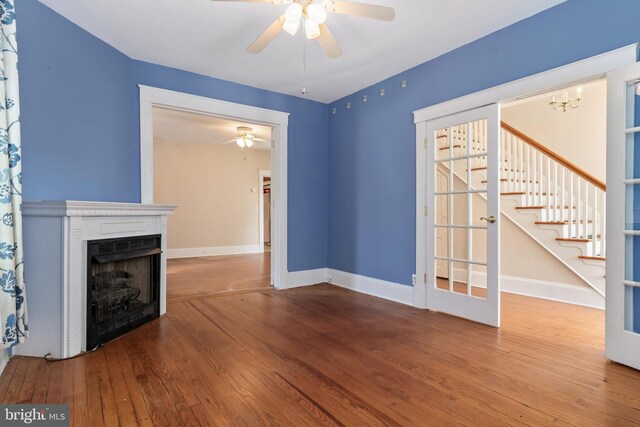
496 78 607 310
151 108 273 300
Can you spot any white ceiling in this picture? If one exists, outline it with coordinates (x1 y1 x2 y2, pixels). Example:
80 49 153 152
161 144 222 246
40 0 564 103
153 107 272 150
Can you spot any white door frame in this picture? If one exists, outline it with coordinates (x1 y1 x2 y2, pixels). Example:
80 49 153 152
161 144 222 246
258 169 271 253
413 44 637 309
605 61 640 370
139 85 290 288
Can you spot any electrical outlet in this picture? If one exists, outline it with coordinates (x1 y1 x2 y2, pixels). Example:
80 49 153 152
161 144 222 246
412 274 416 285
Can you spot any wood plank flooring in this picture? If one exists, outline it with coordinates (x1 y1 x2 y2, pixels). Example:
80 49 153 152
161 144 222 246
166 253 271 302
1 260 640 425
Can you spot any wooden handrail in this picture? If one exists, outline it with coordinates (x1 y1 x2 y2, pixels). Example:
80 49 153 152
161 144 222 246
501 121 606 191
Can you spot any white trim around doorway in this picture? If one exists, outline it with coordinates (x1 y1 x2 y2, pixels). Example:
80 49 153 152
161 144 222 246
259 169 271 253
413 44 638 309
138 86 291 288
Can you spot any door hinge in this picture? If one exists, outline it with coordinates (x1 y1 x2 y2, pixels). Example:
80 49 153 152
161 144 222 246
424 273 428 283
424 138 428 148
271 140 275 149
424 206 428 216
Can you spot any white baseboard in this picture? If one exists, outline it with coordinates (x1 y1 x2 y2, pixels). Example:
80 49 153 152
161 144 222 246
284 268 328 289
328 269 414 306
442 269 604 309
501 275 604 309
166 245 261 259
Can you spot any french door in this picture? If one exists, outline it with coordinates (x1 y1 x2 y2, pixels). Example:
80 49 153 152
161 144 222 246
606 61 640 370
425 104 501 327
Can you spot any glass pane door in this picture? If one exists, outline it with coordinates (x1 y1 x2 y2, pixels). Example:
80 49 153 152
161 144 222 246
606 61 640 371
426 104 500 327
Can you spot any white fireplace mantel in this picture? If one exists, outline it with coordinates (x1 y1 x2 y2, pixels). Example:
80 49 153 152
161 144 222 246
16 201 177 359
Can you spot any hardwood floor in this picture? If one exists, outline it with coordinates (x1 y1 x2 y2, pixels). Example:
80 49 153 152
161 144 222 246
166 253 271 302
2 281 640 425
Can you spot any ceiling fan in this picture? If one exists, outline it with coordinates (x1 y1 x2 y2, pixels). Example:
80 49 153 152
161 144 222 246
219 126 266 149
211 0 396 59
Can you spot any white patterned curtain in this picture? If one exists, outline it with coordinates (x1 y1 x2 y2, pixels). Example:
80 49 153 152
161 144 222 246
0 0 27 348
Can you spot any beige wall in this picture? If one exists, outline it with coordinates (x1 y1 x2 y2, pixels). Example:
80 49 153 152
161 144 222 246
502 81 606 182
154 138 271 250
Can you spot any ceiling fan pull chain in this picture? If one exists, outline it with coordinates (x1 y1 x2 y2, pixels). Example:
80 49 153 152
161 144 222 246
301 28 308 96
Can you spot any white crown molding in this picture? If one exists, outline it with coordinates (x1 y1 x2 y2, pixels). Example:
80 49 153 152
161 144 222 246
22 200 178 217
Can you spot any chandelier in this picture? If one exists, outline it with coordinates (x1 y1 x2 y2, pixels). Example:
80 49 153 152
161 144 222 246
550 88 582 112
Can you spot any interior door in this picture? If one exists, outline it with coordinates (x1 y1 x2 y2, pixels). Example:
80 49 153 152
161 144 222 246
426 104 501 327
606 61 640 370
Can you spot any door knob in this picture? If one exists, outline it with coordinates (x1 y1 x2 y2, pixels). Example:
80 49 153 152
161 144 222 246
480 216 496 223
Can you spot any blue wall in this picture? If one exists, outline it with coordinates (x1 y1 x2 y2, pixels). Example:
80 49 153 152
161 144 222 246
328 0 640 286
17 1 329 272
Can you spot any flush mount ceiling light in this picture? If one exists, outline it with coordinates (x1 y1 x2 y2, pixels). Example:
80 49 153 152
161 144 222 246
211 0 395 59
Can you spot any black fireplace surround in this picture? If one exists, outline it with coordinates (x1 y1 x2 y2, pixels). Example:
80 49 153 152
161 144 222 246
86 234 161 349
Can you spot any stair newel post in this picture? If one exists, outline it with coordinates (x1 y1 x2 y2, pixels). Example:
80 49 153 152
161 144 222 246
569 172 575 236
526 144 531 205
553 162 558 222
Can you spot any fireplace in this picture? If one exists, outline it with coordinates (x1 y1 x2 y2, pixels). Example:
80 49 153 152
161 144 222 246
86 234 161 349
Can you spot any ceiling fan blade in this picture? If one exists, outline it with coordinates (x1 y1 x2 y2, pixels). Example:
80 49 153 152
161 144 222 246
220 139 237 145
247 15 285 53
329 1 395 21
317 24 342 59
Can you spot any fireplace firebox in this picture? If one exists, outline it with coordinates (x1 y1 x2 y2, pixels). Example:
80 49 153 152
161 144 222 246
87 234 161 349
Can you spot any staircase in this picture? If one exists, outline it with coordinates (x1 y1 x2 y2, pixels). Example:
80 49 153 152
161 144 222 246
438 121 606 297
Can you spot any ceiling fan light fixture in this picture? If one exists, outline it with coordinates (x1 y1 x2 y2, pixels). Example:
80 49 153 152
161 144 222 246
306 3 327 25
236 138 246 148
283 18 300 35
305 19 321 39
285 3 303 23
245 138 254 148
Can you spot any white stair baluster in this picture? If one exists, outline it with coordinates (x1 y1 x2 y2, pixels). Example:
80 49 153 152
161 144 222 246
561 168 566 223
526 144 531 205
519 138 524 193
569 172 574 235
546 157 551 220
584 182 590 253
576 179 582 239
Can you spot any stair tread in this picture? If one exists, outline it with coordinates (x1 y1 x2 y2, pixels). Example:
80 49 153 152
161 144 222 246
579 255 606 261
556 237 590 242
438 144 462 151
516 205 576 210
482 179 539 183
535 220 594 225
